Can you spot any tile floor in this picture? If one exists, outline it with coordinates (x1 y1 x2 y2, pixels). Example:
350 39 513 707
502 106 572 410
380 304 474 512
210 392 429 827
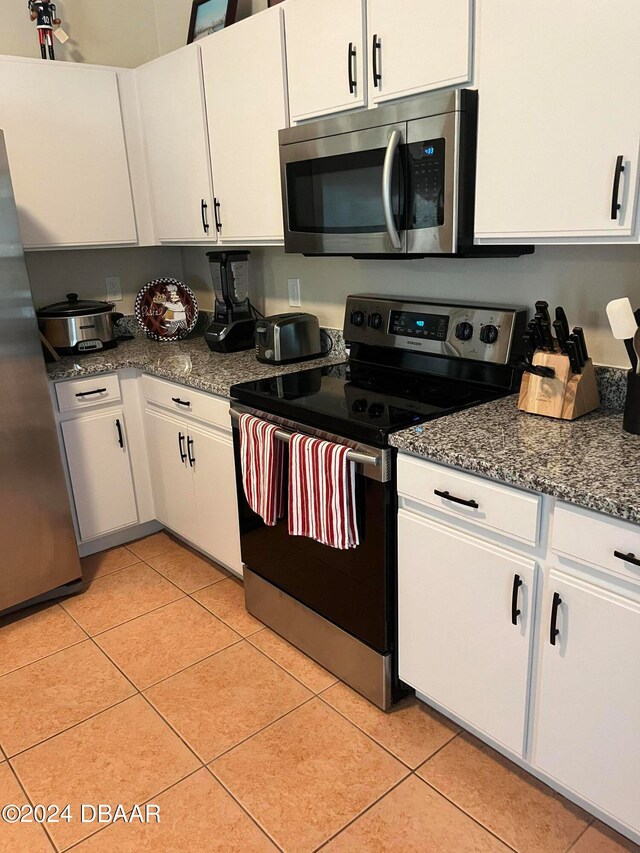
0 532 637 852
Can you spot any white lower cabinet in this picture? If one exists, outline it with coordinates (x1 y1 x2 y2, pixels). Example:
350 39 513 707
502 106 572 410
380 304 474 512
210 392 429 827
144 400 242 574
61 410 138 541
533 571 640 834
398 509 535 753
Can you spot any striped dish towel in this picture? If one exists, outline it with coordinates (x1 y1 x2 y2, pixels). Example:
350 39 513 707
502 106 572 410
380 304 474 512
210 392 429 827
239 413 285 526
288 434 359 550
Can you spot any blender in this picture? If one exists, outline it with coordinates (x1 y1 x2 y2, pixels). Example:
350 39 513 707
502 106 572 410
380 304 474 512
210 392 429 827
204 251 256 353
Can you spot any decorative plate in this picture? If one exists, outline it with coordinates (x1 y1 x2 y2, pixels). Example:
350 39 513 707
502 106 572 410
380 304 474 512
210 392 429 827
135 278 198 342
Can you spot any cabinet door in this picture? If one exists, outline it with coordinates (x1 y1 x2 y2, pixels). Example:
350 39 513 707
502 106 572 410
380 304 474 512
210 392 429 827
188 423 242 574
144 408 198 544
0 60 137 248
534 572 640 833
398 510 535 753
200 7 288 243
367 0 472 105
136 46 216 242
285 0 366 122
475 1 640 240
61 411 138 541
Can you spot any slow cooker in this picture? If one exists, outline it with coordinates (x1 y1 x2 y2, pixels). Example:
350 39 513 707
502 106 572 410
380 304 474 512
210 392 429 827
37 293 124 355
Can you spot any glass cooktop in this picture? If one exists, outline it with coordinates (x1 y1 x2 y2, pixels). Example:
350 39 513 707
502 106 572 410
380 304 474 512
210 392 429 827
230 361 505 447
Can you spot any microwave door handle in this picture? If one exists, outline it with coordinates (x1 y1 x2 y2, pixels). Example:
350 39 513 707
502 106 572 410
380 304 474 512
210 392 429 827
382 130 402 250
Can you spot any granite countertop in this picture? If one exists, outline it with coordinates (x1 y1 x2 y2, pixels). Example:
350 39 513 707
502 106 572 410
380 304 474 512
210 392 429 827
390 395 640 524
46 333 346 399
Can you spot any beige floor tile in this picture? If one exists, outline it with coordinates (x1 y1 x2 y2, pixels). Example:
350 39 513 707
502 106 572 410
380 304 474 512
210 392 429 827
571 821 640 852
81 547 140 582
248 628 338 693
145 546 228 593
0 640 135 756
417 733 591 853
325 774 510 852
95 598 241 690
322 683 459 769
11 695 199 850
125 532 178 561
212 698 408 852
0 604 86 677
145 641 311 762
61 563 183 635
74 769 277 852
0 763 53 852
193 578 263 637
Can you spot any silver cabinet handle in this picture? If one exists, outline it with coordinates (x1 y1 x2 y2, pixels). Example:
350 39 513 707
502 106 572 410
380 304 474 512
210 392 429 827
382 129 402 250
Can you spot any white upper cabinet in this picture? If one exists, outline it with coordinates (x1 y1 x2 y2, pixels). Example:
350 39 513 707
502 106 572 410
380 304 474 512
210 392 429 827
200 7 288 244
367 0 473 106
136 45 216 243
285 0 367 122
475 0 640 241
0 58 137 249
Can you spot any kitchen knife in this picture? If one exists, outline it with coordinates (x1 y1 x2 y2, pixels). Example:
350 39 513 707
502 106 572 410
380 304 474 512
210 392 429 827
555 307 571 341
569 333 585 368
522 332 535 364
535 301 552 327
539 320 555 352
553 319 568 353
528 319 544 351
565 340 582 374
572 326 588 363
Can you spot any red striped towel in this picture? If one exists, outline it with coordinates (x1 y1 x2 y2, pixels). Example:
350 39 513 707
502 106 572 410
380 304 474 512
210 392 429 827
239 414 285 526
288 434 359 550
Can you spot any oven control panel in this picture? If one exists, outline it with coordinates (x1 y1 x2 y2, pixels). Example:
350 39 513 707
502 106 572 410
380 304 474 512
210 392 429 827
344 295 527 365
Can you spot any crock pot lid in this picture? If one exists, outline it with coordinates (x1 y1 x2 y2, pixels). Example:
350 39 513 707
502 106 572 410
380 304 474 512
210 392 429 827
37 292 116 318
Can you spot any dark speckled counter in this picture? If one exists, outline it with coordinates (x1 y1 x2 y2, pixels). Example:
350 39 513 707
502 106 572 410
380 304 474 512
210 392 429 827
46 333 346 399
390 395 640 525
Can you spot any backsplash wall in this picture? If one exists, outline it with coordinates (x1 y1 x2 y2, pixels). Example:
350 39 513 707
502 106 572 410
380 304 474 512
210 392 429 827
249 245 640 369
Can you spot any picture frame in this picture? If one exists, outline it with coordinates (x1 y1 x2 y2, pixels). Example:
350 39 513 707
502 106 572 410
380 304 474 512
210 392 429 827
187 0 238 44
267 0 285 5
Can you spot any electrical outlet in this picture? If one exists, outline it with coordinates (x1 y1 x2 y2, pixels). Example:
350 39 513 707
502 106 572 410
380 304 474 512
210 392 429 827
105 276 123 302
288 278 301 308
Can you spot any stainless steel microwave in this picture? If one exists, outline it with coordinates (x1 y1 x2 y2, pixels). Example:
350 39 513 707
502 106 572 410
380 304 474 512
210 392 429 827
279 90 531 258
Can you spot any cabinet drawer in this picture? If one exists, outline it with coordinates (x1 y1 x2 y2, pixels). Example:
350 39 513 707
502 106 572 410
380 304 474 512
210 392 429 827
55 374 121 413
141 375 231 432
397 455 541 546
553 502 640 585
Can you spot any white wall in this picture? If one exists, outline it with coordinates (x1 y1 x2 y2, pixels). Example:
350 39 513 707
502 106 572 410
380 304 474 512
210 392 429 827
224 246 640 369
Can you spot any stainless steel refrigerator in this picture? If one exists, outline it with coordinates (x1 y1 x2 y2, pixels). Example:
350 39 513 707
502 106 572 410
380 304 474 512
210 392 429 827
0 130 82 615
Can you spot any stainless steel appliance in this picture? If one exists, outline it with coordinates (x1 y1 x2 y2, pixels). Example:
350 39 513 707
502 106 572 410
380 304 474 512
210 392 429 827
280 89 533 258
37 293 124 355
0 131 82 615
255 312 322 364
230 295 527 708
205 251 256 353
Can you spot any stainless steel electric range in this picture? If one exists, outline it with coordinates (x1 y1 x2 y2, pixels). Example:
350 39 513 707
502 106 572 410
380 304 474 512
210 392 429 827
230 295 528 709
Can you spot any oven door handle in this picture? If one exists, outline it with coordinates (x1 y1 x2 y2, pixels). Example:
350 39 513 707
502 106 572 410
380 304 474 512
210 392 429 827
382 129 402 251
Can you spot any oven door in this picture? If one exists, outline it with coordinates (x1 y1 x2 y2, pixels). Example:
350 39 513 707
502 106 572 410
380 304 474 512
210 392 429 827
231 407 396 656
280 122 407 255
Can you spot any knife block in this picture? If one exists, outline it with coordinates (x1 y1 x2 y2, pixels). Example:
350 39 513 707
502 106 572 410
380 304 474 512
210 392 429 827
518 351 600 420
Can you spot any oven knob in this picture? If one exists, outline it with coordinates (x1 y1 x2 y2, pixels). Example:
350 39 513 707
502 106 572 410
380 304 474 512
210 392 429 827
368 312 383 330
480 324 499 345
350 310 365 327
352 398 367 413
455 321 473 341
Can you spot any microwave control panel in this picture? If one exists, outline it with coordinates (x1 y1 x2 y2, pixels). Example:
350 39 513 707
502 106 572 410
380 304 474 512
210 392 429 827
344 295 527 366
408 137 446 229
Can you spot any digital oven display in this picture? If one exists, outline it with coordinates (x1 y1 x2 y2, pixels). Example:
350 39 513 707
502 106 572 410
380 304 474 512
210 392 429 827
389 311 449 340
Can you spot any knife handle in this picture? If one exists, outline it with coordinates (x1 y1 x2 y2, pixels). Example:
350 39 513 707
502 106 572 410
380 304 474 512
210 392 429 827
565 340 581 374
528 320 544 351
535 300 551 326
553 319 568 353
555 307 571 340
572 327 588 363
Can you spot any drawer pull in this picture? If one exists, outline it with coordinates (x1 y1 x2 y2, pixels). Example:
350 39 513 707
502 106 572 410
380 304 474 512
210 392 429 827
187 436 195 468
434 489 479 510
614 550 640 567
115 419 124 449
75 388 107 398
172 397 191 407
550 592 562 646
511 574 523 625
178 431 187 464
